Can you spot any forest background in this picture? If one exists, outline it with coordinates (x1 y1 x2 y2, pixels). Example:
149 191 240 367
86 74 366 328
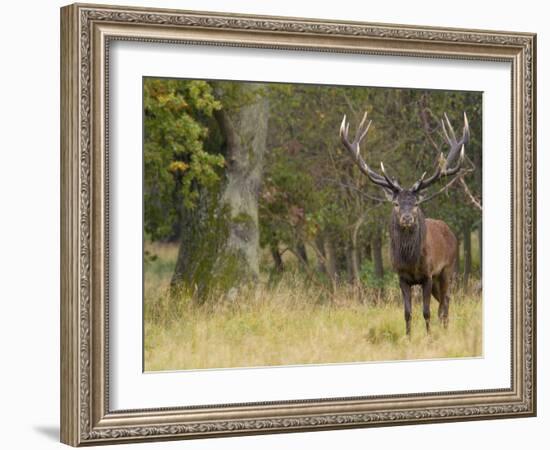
142 78 482 371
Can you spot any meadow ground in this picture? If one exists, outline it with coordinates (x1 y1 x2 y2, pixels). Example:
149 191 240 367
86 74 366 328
144 242 482 372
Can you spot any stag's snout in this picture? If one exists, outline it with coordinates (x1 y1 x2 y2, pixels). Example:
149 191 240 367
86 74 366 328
399 213 416 229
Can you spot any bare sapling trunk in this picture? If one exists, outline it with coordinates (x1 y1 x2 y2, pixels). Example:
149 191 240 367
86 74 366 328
296 241 309 267
477 224 482 277
314 234 327 275
349 240 361 286
270 243 284 273
371 228 385 305
372 229 385 281
463 221 472 288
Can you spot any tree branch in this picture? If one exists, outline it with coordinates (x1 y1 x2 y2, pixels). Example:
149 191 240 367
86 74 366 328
418 171 463 204
459 176 482 211
324 178 387 203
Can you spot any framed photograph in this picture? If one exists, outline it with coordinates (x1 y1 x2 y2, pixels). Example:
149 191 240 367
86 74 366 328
60 3 536 446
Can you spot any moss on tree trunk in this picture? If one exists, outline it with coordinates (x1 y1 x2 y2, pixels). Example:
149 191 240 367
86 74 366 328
171 83 268 301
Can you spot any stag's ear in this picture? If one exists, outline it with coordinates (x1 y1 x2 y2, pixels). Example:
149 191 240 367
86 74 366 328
415 192 425 205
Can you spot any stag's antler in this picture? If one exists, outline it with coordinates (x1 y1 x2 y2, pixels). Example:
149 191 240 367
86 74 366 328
339 111 401 193
411 112 470 193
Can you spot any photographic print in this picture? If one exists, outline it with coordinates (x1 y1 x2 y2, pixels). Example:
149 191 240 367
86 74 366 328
143 78 483 372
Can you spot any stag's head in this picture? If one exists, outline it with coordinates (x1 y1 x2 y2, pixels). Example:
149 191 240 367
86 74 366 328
339 111 470 231
392 190 420 229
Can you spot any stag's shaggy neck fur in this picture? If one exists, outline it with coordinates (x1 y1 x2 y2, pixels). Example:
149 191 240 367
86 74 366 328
390 208 427 269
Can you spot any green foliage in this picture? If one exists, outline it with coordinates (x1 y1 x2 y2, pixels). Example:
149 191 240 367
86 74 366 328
143 78 224 240
359 260 398 289
259 146 322 249
172 197 249 301
144 77 483 288
211 80 267 111
142 79 484 369
260 82 482 278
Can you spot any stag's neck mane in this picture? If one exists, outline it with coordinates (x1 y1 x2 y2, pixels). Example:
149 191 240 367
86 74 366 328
390 209 426 269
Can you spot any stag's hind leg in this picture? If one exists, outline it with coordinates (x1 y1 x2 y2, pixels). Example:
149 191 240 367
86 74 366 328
431 276 445 322
431 276 447 325
439 268 452 329
422 277 433 333
431 276 442 304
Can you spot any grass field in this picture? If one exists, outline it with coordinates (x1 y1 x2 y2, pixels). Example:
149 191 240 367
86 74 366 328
144 241 482 372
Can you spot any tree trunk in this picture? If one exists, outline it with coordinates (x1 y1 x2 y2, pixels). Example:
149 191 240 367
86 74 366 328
270 243 284 273
349 240 360 286
477 223 482 277
296 241 308 267
364 243 372 261
324 237 337 283
171 83 269 300
463 221 472 287
334 235 348 276
314 234 327 274
473 137 483 278
372 229 384 280
371 228 385 305
345 243 355 284
170 190 206 289
455 236 461 277
350 212 368 286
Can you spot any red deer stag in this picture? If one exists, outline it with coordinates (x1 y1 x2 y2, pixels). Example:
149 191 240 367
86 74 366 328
339 111 469 335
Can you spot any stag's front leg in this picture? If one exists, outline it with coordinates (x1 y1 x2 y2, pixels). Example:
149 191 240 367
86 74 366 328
422 277 433 333
399 278 412 336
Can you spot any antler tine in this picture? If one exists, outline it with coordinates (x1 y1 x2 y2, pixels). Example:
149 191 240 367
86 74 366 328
358 120 372 146
338 111 400 194
441 112 470 164
463 112 470 144
410 171 427 192
447 112 469 168
441 117 452 146
339 115 347 137
443 112 457 143
354 111 369 143
439 144 466 179
412 112 469 192
380 162 401 191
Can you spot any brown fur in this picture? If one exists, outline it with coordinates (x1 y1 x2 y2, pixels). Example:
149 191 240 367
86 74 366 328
388 192 458 335
338 111 468 335
423 219 458 279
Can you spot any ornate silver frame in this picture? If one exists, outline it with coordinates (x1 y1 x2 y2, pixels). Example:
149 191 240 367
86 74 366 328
60 3 536 446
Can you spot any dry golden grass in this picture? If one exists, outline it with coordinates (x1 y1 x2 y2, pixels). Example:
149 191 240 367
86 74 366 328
143 242 482 372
